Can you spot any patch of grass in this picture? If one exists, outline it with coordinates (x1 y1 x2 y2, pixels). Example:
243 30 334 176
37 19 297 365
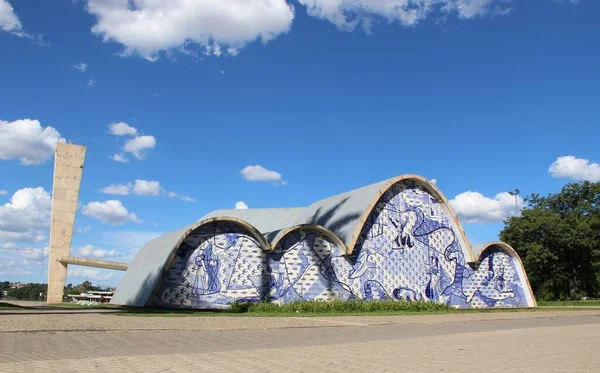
117 300 597 318
116 300 453 317
230 300 453 314
537 300 600 307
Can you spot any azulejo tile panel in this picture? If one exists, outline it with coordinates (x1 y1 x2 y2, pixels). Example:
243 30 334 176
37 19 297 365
154 182 531 309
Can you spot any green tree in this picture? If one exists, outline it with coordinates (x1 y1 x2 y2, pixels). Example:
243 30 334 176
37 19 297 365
7 283 47 301
500 181 600 300
0 281 9 299
80 281 92 292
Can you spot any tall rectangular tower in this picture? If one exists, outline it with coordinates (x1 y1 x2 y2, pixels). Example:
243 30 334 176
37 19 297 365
47 143 86 303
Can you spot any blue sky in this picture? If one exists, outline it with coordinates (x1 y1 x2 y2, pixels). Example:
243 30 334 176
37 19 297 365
0 0 599 286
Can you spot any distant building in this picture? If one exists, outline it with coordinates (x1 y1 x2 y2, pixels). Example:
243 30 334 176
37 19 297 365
68 291 114 304
111 175 536 310
9 283 28 289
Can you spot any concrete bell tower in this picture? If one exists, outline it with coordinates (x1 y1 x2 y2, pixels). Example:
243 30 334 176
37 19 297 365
47 143 86 304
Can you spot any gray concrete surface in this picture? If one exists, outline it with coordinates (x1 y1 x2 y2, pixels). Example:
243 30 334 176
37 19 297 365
1 311 598 372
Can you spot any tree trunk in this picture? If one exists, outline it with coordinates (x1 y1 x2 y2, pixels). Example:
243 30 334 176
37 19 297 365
569 269 580 299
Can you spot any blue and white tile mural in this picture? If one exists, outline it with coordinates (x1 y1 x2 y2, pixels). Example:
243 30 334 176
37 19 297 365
154 182 531 309
154 222 266 308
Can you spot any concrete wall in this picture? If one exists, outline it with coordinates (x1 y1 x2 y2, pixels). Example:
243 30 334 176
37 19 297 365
47 143 86 303
152 181 534 309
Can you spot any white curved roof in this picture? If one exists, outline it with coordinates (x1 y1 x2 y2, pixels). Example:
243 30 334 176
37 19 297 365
199 207 305 234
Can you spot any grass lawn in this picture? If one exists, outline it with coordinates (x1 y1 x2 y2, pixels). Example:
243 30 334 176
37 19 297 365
116 308 538 317
0 302 31 310
6 299 597 316
115 300 543 317
118 299 600 317
538 300 600 307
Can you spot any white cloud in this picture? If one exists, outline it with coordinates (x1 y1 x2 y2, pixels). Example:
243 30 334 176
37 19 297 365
81 200 140 225
108 126 157 160
87 79 96 87
0 1 49 44
0 260 15 268
0 230 45 243
72 62 88 72
85 0 295 61
204 43 222 57
179 195 196 203
133 180 161 196
123 135 156 160
167 191 195 202
0 266 32 276
430 178 437 185
19 246 48 260
1 242 17 249
450 190 524 224
108 122 138 136
22 258 43 267
101 180 195 202
0 249 46 275
67 268 113 281
0 247 49 275
35 35 50 47
452 0 495 19
240 165 282 182
0 0 22 34
0 189 51 240
0 190 6 195
111 153 129 163
77 244 119 259
0 187 52 243
549 156 600 182
297 0 512 31
100 180 160 196
0 119 66 165
235 201 249 209
101 183 131 195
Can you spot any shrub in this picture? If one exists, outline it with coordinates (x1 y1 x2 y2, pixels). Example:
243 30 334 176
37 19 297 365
228 299 451 314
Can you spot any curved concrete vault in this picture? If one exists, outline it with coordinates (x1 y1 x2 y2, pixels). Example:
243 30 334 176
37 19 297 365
111 174 536 309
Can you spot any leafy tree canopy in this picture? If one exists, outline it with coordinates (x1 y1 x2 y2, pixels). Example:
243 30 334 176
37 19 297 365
3 281 114 301
500 181 600 301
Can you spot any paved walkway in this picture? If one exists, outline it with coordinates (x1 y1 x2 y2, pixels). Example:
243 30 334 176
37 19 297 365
1 310 598 372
